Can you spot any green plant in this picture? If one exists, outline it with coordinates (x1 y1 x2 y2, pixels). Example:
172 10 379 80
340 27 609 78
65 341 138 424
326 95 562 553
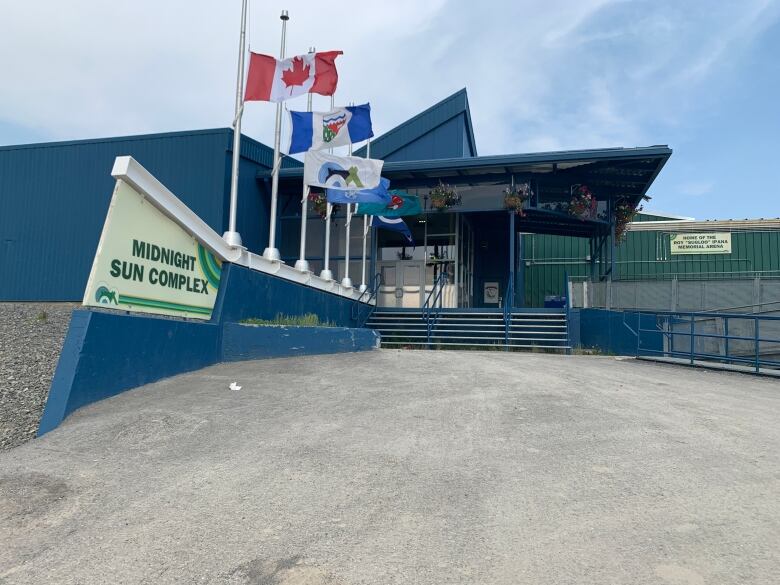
240 313 335 327
614 195 651 242
307 191 340 220
503 183 532 216
568 184 597 220
429 182 461 211
35 311 48 322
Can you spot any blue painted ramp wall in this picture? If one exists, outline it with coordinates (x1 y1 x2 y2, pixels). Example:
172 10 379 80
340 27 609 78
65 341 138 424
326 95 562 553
215 263 359 327
577 309 663 355
38 261 377 436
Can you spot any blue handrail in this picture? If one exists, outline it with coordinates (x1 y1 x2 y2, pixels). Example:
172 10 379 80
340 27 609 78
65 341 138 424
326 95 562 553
563 271 571 353
634 309 780 375
423 271 449 346
352 272 383 325
503 276 514 347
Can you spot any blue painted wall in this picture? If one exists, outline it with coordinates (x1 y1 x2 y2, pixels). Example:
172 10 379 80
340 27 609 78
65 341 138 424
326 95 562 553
39 309 222 435
578 308 663 355
471 213 510 308
222 323 378 361
38 260 376 435
215 263 361 327
0 129 300 301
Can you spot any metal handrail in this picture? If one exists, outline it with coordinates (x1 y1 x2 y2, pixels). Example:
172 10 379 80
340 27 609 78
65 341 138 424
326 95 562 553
351 272 383 324
563 271 571 353
503 276 514 347
423 271 449 346
635 309 780 374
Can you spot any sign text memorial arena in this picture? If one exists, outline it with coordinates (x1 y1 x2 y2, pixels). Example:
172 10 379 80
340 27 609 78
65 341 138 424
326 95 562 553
83 179 222 319
669 232 732 255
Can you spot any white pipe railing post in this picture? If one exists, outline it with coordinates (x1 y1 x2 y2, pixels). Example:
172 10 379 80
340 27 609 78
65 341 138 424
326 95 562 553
294 47 315 272
262 10 289 262
222 0 249 248
319 94 336 280
358 140 371 292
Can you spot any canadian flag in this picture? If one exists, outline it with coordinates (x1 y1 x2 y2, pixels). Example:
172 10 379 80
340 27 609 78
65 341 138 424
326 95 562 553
245 51 343 103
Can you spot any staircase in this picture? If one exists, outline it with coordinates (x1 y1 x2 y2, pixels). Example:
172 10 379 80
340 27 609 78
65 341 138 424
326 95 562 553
365 308 571 351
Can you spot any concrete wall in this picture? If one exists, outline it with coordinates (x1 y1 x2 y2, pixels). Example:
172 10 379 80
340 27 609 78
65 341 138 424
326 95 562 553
38 262 378 435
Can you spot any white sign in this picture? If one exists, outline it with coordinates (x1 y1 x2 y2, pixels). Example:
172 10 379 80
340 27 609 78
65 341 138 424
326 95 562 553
82 179 222 319
484 281 499 304
670 232 732 255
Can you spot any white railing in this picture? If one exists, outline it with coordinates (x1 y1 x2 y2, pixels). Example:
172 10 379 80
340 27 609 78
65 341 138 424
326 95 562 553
112 156 372 304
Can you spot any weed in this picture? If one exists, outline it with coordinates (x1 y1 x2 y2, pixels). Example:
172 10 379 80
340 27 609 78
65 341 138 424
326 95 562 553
240 313 335 328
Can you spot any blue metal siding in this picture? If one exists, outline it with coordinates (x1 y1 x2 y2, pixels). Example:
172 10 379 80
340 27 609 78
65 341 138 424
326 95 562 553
382 113 473 162
0 129 287 300
354 88 477 161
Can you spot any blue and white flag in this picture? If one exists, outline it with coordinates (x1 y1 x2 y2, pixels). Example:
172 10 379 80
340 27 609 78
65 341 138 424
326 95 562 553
289 103 373 154
327 178 391 205
371 215 414 246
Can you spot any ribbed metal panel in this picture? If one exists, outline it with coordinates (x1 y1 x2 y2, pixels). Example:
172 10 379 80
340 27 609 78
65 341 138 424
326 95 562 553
0 129 282 300
353 88 477 161
521 228 780 307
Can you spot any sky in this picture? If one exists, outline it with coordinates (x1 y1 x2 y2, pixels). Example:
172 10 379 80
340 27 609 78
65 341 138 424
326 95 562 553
1 0 779 220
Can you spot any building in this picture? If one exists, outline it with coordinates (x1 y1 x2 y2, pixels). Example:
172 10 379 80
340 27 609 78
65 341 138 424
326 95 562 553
3 88 777 310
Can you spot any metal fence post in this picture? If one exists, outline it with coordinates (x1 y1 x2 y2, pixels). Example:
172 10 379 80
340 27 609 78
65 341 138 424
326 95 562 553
690 314 695 365
754 318 760 374
724 317 729 365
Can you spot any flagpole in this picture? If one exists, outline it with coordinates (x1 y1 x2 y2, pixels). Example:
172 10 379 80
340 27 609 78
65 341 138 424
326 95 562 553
319 94 336 281
358 139 371 293
262 9 289 262
294 47 315 273
223 0 249 248
341 115 354 289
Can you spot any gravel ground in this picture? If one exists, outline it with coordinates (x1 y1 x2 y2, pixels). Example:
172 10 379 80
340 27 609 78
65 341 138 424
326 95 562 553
0 302 76 450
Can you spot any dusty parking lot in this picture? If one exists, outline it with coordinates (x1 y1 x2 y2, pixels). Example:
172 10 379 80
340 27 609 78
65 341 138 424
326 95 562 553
1 350 778 584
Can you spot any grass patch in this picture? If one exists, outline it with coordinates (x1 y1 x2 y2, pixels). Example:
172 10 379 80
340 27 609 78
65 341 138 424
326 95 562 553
572 346 614 356
240 313 336 328
35 311 48 323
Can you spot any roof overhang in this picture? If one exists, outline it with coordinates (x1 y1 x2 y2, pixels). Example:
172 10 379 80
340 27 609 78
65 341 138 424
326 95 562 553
269 145 671 200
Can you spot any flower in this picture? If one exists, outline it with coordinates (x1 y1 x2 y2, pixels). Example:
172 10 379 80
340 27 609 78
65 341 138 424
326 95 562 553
503 182 532 216
568 184 597 220
429 182 461 211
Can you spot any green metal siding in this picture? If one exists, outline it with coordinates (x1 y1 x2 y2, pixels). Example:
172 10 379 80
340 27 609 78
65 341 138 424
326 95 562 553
521 229 780 307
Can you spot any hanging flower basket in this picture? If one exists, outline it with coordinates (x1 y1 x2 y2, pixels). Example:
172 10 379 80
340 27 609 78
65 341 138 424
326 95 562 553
429 182 461 211
614 195 651 242
503 182 532 216
308 191 339 220
568 184 597 220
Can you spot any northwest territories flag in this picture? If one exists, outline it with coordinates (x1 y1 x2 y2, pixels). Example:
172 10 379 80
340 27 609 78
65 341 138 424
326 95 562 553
304 150 383 190
245 51 342 102
354 191 422 217
371 215 414 246
289 104 373 154
327 178 391 205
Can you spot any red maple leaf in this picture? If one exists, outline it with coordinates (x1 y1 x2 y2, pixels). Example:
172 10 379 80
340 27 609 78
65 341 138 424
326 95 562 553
281 56 311 89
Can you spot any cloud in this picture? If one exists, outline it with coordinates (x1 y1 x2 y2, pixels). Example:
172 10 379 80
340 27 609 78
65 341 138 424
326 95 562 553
0 0 779 162
677 181 714 197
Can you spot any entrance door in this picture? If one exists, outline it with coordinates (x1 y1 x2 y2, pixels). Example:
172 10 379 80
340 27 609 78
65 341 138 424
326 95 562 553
377 261 425 308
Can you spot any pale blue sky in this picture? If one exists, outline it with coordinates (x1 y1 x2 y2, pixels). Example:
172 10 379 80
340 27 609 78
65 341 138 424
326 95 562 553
1 1 778 219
